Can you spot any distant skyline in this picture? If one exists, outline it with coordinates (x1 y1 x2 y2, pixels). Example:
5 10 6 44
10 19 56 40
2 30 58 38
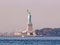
0 0 60 32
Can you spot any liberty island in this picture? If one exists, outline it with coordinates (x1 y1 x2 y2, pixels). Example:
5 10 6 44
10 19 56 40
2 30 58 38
0 10 60 37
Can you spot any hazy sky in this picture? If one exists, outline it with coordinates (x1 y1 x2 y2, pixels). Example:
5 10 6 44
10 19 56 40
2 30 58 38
0 0 60 32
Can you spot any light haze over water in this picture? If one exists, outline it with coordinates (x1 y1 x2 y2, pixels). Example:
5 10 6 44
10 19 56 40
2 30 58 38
0 0 60 32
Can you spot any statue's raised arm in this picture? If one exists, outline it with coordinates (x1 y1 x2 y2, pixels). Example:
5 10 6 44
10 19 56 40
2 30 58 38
27 9 31 15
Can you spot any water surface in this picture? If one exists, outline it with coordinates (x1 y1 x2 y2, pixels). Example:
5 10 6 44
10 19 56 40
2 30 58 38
0 37 60 45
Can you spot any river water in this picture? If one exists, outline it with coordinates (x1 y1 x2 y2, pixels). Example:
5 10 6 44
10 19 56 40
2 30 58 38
0 37 60 45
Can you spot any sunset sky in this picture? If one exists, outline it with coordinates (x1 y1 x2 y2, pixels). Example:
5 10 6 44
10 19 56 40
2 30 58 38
0 0 60 32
